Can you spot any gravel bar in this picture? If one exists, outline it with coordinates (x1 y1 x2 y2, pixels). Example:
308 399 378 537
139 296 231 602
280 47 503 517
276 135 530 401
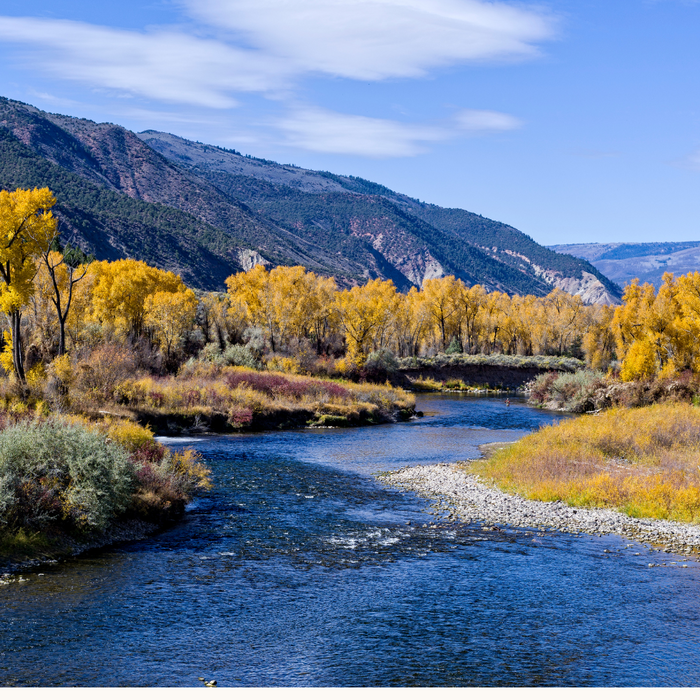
378 461 700 557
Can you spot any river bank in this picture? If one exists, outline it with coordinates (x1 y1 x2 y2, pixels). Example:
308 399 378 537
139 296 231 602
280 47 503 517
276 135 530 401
0 518 165 577
378 460 700 558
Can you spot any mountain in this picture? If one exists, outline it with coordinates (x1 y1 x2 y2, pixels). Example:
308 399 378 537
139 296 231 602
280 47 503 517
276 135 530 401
0 96 621 301
549 242 700 290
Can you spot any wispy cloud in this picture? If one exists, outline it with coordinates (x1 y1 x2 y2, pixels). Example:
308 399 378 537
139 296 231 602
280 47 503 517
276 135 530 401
182 0 557 80
0 1 550 156
0 17 291 108
276 106 520 157
677 149 700 171
454 108 522 132
0 1 556 106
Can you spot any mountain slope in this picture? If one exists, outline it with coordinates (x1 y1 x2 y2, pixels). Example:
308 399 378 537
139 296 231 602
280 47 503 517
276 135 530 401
550 242 700 289
141 130 622 303
0 96 621 300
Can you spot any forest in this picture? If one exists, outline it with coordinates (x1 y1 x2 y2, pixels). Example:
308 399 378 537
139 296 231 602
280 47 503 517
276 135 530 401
2 187 697 398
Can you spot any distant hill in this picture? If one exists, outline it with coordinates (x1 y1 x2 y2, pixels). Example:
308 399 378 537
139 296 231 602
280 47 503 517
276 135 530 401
0 96 621 301
549 242 700 290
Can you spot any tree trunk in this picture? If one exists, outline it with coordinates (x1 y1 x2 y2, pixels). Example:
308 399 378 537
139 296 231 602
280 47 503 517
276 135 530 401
10 310 25 383
57 314 67 356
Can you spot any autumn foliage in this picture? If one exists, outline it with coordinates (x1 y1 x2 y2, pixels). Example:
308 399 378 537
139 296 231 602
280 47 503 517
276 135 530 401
7 186 700 417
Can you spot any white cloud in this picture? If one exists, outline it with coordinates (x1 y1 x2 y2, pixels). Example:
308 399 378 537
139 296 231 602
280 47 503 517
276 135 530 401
454 108 522 132
0 2 543 156
183 0 557 80
276 106 519 157
0 17 291 108
0 1 555 108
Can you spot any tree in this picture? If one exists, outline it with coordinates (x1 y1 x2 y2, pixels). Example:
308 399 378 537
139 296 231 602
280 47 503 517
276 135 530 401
89 259 186 339
336 278 399 364
0 187 58 382
144 289 198 360
421 276 463 352
37 244 93 356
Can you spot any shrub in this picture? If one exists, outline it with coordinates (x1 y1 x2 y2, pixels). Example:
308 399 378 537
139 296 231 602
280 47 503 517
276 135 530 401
73 344 139 403
528 370 607 412
0 420 134 531
222 344 260 369
364 349 398 373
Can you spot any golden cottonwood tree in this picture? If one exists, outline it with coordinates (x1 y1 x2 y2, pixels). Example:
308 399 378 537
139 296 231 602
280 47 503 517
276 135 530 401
336 278 399 363
393 287 429 357
226 265 276 348
421 276 463 352
458 283 485 354
89 259 186 338
0 187 58 382
582 304 616 370
144 289 198 359
226 265 339 353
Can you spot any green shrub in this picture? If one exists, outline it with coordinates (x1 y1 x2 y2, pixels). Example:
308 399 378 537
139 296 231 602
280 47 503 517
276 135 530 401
397 353 585 372
0 420 134 531
199 341 260 369
364 349 398 373
221 344 260 369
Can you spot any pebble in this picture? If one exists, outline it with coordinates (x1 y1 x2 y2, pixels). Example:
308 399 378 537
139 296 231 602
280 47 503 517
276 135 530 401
378 462 700 557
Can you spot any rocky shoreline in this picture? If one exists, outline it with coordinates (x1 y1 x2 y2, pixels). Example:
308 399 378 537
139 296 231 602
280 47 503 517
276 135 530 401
378 461 700 558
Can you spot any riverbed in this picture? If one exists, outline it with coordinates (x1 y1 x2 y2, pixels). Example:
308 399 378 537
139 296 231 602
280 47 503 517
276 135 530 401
2 395 700 687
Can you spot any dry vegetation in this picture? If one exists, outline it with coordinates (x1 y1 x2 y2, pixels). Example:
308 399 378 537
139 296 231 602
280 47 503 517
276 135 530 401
470 402 700 523
527 369 700 413
109 360 415 431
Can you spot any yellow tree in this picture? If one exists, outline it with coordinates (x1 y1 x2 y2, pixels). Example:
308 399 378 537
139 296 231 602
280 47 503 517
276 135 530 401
421 276 463 352
198 291 240 347
545 289 586 356
89 259 186 339
0 187 58 382
226 265 276 348
582 304 616 370
640 273 684 371
226 265 340 354
458 284 485 354
393 287 429 357
144 289 198 360
611 278 679 377
299 272 339 354
612 278 654 363
480 291 507 353
674 272 700 371
336 278 399 364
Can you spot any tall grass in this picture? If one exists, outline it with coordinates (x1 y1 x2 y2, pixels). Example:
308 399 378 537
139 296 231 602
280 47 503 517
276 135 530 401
470 402 700 523
109 363 415 429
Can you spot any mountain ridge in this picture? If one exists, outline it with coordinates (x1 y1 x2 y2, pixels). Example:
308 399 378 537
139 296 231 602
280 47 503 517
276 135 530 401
550 242 700 289
0 96 621 301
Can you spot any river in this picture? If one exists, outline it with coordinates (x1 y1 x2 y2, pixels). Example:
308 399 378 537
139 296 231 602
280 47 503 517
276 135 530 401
2 394 700 687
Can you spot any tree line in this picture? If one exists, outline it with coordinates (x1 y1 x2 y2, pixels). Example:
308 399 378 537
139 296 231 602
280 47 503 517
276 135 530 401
3 186 698 384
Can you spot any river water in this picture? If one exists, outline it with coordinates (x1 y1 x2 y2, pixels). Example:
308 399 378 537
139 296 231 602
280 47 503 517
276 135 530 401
2 394 700 687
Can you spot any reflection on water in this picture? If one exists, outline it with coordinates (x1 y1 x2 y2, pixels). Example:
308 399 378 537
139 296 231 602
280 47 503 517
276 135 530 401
2 395 700 687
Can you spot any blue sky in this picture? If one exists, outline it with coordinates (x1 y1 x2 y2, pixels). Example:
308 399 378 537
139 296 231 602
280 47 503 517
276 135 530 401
0 0 699 246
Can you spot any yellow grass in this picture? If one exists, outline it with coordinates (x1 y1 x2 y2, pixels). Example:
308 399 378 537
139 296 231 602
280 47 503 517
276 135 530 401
108 366 415 428
469 402 700 523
